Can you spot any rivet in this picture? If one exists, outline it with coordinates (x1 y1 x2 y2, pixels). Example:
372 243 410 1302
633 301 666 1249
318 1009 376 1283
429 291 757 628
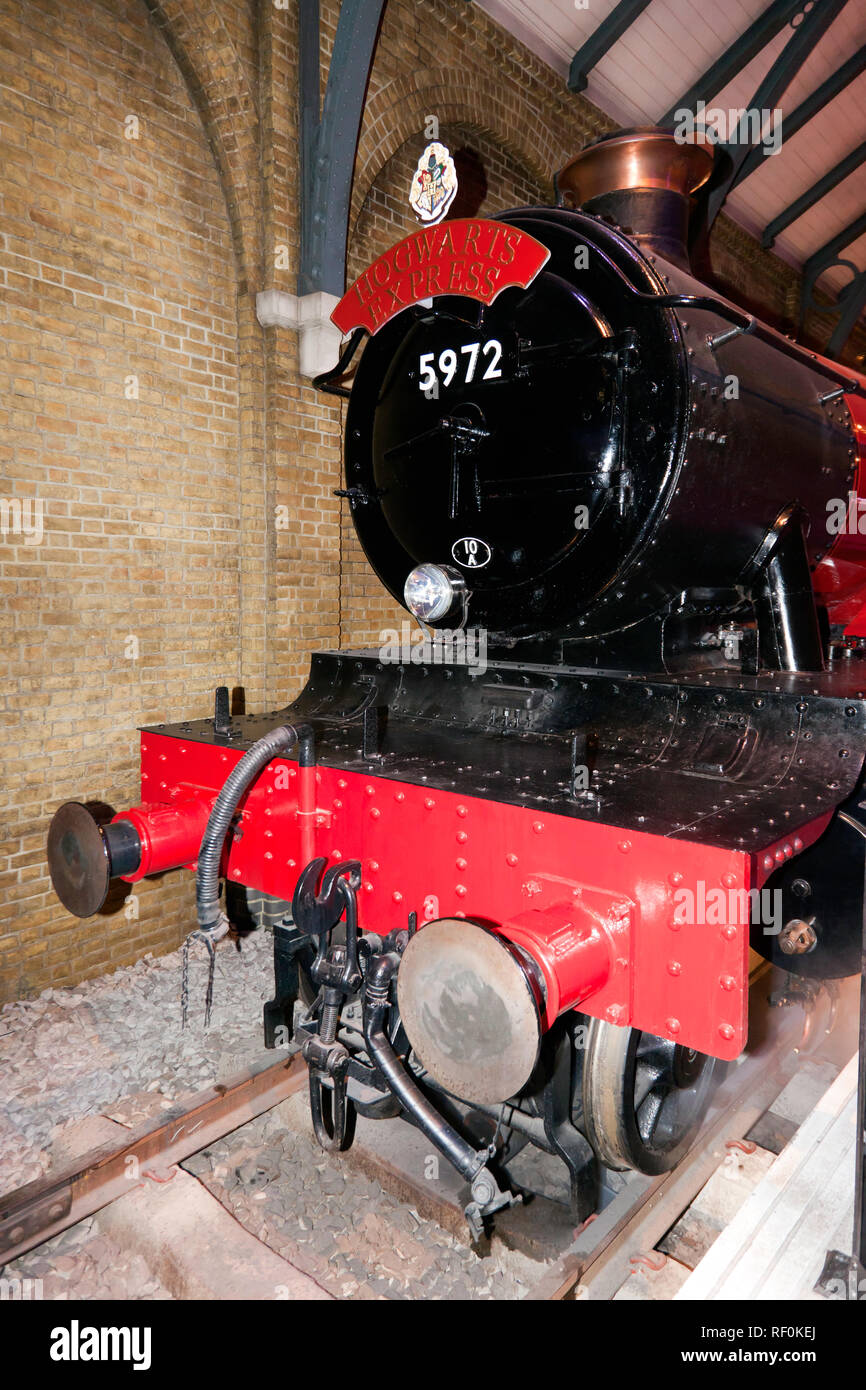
506 853 518 866
618 840 631 854
533 821 545 834
332 850 342 860
762 855 773 870
392 891 403 903
456 831 468 843
364 883 373 893
394 791 405 802
456 857 467 870
668 918 682 932
719 975 736 991
287 858 296 868
455 885 467 897
366 785 375 796
668 871 683 886
721 924 736 941
719 1022 735 1041
232 869 241 878
456 805 468 818
264 851 273 861
774 849 784 863
606 1004 623 1023
667 960 682 976
370 808 381 819
793 837 803 850
721 872 737 889
333 798 342 809
338 778 348 789
666 1017 681 1035
425 798 436 810
369 860 379 872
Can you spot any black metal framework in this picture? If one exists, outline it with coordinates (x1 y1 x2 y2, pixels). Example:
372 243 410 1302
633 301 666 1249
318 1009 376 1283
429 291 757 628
565 0 863 350
702 0 849 231
657 0 811 129
762 141 866 250
298 0 387 297
736 44 866 186
567 0 652 93
799 209 866 357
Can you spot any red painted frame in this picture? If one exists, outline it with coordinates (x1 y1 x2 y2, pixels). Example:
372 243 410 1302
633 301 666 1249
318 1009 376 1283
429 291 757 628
114 731 832 1062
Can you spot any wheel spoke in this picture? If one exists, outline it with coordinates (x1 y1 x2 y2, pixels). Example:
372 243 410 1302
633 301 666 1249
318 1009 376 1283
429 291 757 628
636 1084 666 1144
583 1020 718 1174
635 1035 676 1075
634 1058 664 1108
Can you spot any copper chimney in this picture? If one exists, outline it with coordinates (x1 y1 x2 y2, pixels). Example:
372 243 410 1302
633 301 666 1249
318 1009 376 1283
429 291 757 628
556 127 715 270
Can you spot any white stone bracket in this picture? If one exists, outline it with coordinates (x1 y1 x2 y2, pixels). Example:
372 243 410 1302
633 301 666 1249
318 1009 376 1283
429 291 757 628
255 289 343 380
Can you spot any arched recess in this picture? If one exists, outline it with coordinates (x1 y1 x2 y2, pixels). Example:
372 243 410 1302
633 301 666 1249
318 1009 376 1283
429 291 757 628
351 67 569 235
142 0 263 291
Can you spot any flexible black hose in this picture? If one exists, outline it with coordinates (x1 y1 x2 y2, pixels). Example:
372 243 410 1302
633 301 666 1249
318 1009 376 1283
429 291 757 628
195 722 313 934
362 954 486 1183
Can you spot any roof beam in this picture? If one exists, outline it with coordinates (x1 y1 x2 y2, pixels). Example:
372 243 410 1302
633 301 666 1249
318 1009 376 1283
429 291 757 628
568 0 653 93
736 43 866 185
298 0 387 297
704 0 848 230
762 141 866 248
658 0 805 127
803 208 866 281
826 270 866 356
799 207 866 353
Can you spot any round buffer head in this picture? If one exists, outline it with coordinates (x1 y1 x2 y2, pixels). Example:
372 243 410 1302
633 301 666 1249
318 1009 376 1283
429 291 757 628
396 919 544 1106
47 801 111 918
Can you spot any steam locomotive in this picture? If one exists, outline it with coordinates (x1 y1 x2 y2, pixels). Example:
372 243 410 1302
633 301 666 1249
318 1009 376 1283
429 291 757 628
48 130 866 1234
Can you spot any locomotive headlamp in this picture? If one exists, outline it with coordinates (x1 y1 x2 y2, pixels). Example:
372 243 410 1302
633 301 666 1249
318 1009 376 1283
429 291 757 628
403 563 464 623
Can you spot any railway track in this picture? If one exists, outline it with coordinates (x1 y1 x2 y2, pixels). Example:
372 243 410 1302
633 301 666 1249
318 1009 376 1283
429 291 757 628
0 969 853 1300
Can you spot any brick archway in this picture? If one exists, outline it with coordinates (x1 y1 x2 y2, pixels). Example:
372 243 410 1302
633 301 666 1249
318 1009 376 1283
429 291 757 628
142 0 263 291
351 68 568 234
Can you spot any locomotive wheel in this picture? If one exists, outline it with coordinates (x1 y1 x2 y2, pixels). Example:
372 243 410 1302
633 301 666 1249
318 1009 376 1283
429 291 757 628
581 1017 718 1175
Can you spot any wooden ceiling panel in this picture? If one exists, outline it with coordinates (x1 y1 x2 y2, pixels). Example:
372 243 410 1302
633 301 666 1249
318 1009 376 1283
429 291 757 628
477 0 866 299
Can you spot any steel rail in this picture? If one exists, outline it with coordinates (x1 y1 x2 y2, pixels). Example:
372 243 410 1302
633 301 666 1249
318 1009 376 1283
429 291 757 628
524 977 846 1300
0 1052 307 1266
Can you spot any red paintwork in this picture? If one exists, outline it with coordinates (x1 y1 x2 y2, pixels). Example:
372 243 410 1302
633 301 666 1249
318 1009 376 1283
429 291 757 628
110 730 832 1062
812 374 866 631
330 219 550 337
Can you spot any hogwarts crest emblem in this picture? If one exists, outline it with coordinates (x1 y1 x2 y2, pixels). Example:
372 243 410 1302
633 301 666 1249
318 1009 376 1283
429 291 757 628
409 142 458 224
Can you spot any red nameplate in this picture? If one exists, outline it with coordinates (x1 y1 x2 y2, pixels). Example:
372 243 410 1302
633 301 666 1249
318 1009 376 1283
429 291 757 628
331 219 550 337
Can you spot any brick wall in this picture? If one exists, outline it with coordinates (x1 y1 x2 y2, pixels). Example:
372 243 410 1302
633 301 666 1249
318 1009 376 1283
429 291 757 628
1 0 862 1000
0 0 244 996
